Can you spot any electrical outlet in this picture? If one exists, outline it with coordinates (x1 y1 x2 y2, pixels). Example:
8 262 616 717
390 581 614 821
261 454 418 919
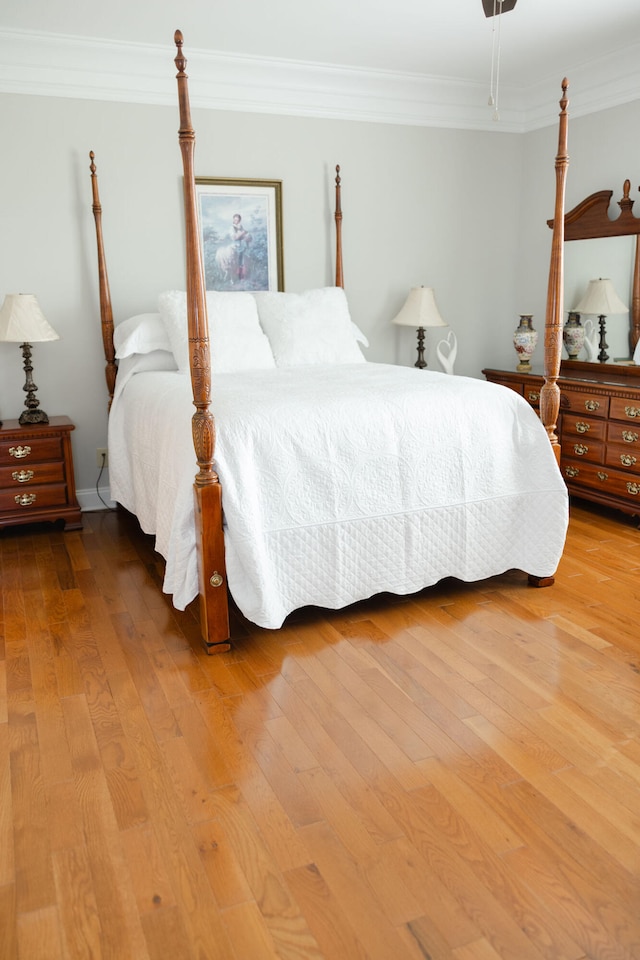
96 447 109 468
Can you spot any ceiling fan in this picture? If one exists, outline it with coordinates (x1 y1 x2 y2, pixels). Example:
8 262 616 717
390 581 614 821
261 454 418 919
482 0 517 15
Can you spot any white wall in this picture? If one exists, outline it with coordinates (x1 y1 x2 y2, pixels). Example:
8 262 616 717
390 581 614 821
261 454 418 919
0 91 528 502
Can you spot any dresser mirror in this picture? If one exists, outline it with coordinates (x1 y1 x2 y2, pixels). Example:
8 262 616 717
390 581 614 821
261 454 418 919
548 181 640 370
564 236 635 361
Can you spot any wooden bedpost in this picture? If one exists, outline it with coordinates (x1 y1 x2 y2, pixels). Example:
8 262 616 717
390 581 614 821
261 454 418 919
540 79 569 463
174 30 230 653
335 165 344 288
89 152 117 408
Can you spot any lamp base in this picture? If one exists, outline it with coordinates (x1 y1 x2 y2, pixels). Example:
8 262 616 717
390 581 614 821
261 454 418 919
597 315 609 363
19 408 50 426
415 326 427 369
18 341 50 426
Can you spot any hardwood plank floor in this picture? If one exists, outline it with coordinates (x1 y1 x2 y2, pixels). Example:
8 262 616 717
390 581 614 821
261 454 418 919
1 500 639 960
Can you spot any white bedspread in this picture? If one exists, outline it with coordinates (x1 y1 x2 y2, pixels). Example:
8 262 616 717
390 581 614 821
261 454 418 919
108 363 568 628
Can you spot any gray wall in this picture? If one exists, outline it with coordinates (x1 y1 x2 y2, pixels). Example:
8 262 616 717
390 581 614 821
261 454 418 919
1 88 638 504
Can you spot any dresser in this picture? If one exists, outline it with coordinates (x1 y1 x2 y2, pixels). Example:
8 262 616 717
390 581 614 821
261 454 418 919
0 416 82 531
483 362 640 517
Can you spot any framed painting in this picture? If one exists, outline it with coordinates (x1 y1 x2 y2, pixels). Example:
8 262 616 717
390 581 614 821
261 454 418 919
194 177 284 292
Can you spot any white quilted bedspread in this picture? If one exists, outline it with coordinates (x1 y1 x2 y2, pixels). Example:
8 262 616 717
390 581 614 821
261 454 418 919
108 363 568 628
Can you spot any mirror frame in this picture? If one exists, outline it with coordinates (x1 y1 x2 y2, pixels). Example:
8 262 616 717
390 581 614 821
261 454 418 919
548 179 640 358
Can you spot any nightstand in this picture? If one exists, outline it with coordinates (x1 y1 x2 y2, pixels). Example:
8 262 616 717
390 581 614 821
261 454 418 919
0 416 82 531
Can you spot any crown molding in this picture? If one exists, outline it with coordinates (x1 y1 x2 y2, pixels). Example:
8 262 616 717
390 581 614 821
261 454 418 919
1 28 639 133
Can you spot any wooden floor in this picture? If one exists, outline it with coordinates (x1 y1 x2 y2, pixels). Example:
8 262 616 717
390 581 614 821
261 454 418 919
1 500 640 960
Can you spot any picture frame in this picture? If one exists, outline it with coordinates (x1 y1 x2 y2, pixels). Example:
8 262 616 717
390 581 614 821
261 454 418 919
194 177 284 292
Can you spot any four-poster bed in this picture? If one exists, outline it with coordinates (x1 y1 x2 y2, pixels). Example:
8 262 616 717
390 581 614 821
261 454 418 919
90 32 570 654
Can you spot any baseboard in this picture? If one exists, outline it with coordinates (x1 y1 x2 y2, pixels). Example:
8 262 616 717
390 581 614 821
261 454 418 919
77 486 117 512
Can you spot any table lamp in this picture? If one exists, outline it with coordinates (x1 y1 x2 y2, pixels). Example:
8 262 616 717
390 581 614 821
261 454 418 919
0 293 60 425
573 278 628 363
392 286 447 368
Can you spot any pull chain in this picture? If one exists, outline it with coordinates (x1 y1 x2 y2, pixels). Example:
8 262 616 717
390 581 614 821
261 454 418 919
488 0 503 121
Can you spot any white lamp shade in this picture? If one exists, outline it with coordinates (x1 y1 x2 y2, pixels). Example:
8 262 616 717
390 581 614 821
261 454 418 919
0 294 60 343
573 278 629 317
392 286 447 329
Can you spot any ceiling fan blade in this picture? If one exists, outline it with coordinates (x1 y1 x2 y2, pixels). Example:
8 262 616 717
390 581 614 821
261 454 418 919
482 0 517 15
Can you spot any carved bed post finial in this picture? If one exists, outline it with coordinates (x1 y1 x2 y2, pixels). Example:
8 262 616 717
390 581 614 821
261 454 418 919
89 150 117 407
540 78 570 462
335 164 344 289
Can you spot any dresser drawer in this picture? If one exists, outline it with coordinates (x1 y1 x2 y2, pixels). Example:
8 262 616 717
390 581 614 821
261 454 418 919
0 483 69 512
562 460 640 500
522 383 541 408
605 443 640 473
0 436 64 465
0 462 66 487
562 390 609 417
563 413 606 441
607 421 640 446
609 397 640 423
563 438 604 464
493 379 524 396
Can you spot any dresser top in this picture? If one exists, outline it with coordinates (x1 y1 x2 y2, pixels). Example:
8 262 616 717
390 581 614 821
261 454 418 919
483 362 640 390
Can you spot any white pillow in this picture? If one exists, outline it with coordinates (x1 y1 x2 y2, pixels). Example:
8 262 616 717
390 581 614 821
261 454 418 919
158 290 275 374
252 287 366 366
117 350 178 378
114 313 172 358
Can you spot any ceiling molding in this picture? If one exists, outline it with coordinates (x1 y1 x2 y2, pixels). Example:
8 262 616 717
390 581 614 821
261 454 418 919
1 28 640 133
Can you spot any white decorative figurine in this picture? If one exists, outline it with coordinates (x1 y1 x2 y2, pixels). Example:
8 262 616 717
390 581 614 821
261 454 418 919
582 317 598 362
436 330 457 375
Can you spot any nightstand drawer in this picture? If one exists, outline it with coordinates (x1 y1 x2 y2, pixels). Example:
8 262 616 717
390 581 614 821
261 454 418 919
0 483 69 512
0 462 66 487
0 436 64 465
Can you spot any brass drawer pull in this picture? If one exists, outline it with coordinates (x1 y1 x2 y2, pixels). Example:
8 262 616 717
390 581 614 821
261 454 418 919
584 400 600 412
575 421 590 433
625 405 640 418
627 482 640 496
620 453 637 467
527 391 539 402
12 469 34 483
574 443 588 456
209 571 224 588
596 471 608 482
622 430 639 443
565 465 579 478
8 445 31 459
15 493 37 506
